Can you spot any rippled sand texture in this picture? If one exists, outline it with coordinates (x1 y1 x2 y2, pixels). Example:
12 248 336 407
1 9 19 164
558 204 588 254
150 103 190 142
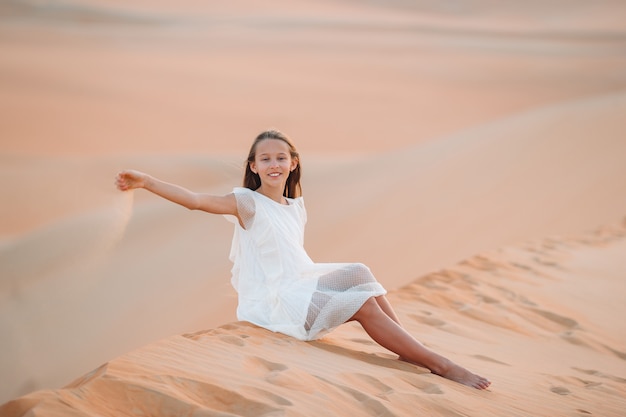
3 223 626 416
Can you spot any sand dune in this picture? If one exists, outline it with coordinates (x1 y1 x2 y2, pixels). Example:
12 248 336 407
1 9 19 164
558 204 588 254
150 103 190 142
306 91 626 281
2 0 625 156
1 0 626 413
2 221 625 416
1 92 625 406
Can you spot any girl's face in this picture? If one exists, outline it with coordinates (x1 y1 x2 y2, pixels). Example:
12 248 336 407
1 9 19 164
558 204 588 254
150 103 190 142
250 139 298 188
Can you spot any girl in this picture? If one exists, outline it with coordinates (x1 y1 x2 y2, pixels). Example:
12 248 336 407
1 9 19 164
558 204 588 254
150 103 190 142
115 129 491 390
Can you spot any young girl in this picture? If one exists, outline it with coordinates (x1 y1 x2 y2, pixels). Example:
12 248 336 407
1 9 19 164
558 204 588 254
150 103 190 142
115 129 491 390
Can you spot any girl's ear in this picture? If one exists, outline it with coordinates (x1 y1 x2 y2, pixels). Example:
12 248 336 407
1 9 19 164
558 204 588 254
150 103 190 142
250 162 257 174
290 158 298 172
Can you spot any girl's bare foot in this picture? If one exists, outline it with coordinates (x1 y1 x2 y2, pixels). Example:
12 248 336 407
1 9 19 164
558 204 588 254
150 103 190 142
436 361 491 390
400 356 491 390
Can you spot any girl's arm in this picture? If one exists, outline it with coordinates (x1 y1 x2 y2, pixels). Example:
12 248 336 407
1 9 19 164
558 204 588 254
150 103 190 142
115 170 238 216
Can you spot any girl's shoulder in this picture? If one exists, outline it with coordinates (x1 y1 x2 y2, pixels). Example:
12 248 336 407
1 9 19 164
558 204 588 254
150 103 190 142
233 187 267 205
293 195 305 205
232 186 253 196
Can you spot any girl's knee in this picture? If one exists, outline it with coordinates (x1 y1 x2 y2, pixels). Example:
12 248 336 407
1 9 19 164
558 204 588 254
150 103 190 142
351 297 379 321
352 263 371 274
348 263 375 283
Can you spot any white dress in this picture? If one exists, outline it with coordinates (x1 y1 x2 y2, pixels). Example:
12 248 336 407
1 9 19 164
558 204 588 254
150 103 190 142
226 187 387 341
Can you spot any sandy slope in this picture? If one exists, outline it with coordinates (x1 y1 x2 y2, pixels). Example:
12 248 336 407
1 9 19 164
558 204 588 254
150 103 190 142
1 0 626 410
1 92 625 408
2 221 625 416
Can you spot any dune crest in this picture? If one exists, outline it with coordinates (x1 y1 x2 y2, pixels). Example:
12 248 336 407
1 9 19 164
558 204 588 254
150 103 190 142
2 220 625 417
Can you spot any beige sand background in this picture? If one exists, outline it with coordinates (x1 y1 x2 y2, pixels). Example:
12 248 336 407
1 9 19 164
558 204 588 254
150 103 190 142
1 0 626 414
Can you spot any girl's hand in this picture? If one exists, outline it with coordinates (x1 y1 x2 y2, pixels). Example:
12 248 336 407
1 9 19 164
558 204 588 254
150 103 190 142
116 170 148 191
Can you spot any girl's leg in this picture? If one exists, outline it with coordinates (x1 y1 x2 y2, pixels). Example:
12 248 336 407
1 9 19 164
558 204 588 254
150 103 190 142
375 295 402 326
375 295 412 362
350 298 491 390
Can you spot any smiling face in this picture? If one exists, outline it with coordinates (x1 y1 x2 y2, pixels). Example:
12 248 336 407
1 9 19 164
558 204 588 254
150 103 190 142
243 130 303 198
249 138 298 193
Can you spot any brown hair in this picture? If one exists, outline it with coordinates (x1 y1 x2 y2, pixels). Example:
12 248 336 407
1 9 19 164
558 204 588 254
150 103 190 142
243 129 302 198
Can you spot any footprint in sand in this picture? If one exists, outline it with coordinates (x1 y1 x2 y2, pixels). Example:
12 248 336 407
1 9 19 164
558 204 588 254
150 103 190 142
460 255 501 272
219 323 242 331
181 330 211 340
243 356 320 394
532 256 562 269
244 356 288 377
158 376 283 415
218 334 247 346
572 368 626 384
340 373 394 396
550 386 571 395
471 355 510 366
409 313 447 328
242 387 293 406
319 378 394 417
182 327 249 346
400 375 444 394
526 307 579 333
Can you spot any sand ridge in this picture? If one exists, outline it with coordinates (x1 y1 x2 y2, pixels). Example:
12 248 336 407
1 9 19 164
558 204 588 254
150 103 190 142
2 221 625 416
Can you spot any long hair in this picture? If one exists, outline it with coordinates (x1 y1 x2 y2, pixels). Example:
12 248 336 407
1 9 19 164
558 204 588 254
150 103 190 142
243 129 302 198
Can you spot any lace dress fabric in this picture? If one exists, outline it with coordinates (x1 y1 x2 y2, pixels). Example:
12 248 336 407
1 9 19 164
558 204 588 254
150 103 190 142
226 187 386 341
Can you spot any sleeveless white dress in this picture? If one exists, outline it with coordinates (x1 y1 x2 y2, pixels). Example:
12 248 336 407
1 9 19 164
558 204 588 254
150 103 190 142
226 187 387 341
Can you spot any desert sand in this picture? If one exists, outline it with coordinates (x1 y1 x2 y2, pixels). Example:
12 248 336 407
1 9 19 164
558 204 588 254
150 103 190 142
1 0 626 415
3 222 626 416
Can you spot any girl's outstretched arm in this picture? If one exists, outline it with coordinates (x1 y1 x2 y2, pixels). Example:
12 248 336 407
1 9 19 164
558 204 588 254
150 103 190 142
115 170 238 216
